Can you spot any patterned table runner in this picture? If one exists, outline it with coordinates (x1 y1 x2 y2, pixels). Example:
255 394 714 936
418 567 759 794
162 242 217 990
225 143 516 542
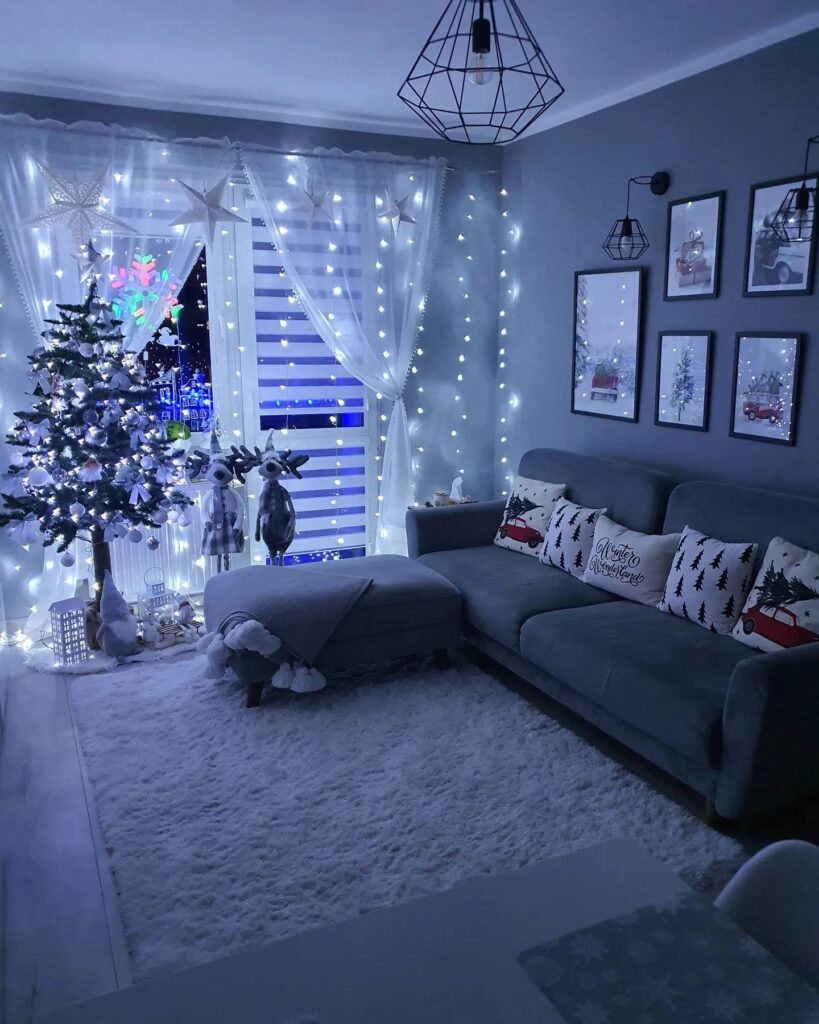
519 892 819 1023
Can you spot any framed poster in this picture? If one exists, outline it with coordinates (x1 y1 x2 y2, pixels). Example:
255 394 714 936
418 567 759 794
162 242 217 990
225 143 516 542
572 268 643 422
730 333 802 446
664 192 723 300
744 176 817 296
655 331 712 431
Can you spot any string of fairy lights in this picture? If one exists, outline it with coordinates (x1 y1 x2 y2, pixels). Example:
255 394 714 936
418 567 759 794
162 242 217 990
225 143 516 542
498 185 521 498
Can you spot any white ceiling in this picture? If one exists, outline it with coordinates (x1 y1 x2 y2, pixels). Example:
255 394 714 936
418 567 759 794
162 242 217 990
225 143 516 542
1 0 817 141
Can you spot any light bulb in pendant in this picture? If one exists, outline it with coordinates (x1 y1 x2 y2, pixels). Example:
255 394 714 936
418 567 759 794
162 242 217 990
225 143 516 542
468 51 494 87
468 10 493 87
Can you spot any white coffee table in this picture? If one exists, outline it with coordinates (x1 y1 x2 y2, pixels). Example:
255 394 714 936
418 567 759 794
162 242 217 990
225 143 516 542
40 839 687 1024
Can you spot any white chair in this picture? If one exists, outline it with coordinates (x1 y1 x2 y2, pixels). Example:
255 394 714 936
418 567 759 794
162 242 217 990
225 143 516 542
715 839 819 989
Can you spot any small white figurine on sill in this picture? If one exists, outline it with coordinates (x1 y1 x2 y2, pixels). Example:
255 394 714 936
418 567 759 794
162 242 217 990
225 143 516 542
199 430 245 573
96 571 141 658
139 608 161 647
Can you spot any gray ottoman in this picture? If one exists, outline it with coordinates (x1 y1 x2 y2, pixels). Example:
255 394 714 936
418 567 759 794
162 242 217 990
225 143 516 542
204 555 461 707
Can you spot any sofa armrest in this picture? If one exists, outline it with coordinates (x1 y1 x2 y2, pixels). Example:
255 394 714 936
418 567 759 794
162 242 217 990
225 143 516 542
717 643 819 819
406 500 505 558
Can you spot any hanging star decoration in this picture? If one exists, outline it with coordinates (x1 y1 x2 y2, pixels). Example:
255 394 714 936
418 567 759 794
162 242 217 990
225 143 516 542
295 186 330 229
378 190 417 237
72 239 110 284
25 161 138 245
169 174 246 242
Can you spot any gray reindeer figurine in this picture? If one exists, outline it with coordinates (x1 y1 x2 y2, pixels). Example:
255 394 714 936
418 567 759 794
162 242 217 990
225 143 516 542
255 432 309 565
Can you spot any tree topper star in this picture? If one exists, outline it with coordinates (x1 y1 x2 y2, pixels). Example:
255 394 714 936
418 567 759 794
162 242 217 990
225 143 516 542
72 239 110 284
170 174 246 242
25 161 138 246
378 190 417 236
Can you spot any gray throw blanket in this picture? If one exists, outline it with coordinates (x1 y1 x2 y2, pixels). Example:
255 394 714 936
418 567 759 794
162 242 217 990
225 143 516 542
204 564 372 666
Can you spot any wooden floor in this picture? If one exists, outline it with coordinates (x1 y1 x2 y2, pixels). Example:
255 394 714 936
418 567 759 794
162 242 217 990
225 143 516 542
1 643 816 1024
0 650 129 1024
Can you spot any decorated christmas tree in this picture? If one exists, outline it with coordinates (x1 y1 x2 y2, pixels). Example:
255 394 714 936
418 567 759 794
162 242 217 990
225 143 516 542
0 283 191 607
670 346 695 421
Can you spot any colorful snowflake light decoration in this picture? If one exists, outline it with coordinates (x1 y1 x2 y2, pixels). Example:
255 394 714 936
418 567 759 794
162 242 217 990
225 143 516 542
110 252 183 330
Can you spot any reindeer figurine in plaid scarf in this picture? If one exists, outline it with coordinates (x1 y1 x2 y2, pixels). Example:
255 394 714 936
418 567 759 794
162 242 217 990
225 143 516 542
190 430 246 573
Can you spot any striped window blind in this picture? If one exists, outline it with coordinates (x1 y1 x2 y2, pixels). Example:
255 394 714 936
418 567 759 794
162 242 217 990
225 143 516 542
250 210 373 563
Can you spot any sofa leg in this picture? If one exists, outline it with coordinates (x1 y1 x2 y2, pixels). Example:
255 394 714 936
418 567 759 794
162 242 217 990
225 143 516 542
705 799 731 832
246 680 265 709
433 648 450 670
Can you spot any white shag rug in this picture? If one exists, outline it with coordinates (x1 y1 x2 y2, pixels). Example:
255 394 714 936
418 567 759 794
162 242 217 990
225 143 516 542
68 655 745 982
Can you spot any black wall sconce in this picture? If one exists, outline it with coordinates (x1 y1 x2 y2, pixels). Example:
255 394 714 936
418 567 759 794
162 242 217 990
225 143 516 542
603 171 671 261
771 133 818 243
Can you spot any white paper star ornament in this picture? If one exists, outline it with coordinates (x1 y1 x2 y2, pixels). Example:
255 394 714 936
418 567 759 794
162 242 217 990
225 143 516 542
72 239 110 283
379 190 417 236
26 161 138 245
170 174 246 242
296 187 330 229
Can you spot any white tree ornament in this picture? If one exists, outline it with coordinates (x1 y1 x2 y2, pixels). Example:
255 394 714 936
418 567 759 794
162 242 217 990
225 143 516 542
25 161 138 244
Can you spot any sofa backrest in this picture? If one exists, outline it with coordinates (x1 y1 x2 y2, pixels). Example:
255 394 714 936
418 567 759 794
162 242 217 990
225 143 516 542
517 448 675 535
663 481 819 556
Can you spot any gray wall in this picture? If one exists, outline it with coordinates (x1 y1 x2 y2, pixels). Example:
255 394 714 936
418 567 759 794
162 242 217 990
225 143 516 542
0 93 501 616
501 30 819 498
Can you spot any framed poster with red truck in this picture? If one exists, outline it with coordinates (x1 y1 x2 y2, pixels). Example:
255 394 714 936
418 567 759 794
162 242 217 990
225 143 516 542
729 332 802 446
572 268 643 422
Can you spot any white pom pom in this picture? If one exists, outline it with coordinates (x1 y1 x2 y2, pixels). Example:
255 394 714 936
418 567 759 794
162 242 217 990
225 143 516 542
271 661 296 690
223 619 281 657
290 665 326 694
60 551 76 567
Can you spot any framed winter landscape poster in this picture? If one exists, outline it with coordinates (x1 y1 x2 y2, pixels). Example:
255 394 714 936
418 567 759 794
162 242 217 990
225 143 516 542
572 268 642 422
655 331 712 431
744 176 817 296
664 192 723 300
730 333 802 446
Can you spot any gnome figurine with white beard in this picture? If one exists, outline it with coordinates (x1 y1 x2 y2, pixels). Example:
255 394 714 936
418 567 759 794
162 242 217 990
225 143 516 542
96 570 141 658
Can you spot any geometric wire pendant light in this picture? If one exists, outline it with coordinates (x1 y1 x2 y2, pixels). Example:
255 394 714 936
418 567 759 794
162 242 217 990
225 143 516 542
603 171 671 261
770 133 818 244
397 0 564 144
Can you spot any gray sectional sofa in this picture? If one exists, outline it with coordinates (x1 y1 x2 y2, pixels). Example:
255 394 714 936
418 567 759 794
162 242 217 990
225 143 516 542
407 447 819 823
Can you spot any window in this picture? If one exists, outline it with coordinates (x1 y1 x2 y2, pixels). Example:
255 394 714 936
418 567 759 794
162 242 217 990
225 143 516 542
246 208 374 563
141 247 215 437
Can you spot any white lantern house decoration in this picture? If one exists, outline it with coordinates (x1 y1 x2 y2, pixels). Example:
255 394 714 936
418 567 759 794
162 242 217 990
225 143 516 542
49 597 90 667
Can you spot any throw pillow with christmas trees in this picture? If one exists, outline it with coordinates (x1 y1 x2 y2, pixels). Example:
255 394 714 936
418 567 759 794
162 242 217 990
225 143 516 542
731 537 819 653
494 475 565 557
658 526 757 634
539 497 606 578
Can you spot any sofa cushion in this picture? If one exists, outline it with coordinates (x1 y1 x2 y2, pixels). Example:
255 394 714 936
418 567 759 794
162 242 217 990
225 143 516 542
519 602 756 766
582 515 680 606
494 475 565 557
658 526 757 634
663 481 819 558
518 448 675 535
418 545 618 652
539 497 606 578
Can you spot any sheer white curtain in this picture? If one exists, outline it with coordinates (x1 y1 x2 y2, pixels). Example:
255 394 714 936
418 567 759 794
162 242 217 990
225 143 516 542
0 114 237 628
241 146 445 554
0 113 236 351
